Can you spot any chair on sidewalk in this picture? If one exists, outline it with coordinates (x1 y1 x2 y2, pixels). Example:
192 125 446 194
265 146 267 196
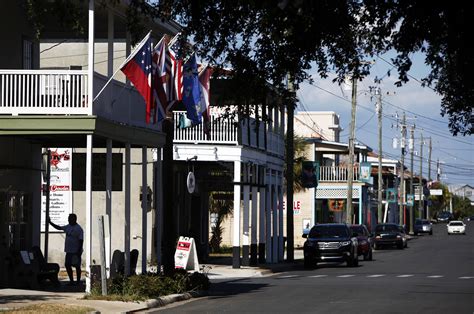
30 246 60 285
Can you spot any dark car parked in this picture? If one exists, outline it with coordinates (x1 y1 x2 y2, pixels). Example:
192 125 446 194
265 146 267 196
303 224 358 269
350 224 373 261
373 223 406 250
414 219 433 235
436 211 454 223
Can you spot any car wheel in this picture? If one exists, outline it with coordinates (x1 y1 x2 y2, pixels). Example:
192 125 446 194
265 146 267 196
429 231 433 235
397 242 404 249
373 243 378 250
353 255 359 267
368 249 373 261
304 258 313 269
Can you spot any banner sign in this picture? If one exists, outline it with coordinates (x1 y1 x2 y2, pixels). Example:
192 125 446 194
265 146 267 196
329 199 345 211
301 161 319 188
41 148 72 231
359 162 372 183
174 236 200 271
386 188 397 204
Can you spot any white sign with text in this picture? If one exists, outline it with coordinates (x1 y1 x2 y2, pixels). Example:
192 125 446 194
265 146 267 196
174 236 200 271
41 148 72 231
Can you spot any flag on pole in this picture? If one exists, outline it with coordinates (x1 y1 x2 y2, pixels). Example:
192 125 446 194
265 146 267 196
166 45 183 107
198 65 212 135
120 32 154 124
182 54 202 124
152 37 168 122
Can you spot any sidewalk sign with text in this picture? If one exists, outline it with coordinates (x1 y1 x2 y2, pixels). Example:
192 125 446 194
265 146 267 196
174 236 200 271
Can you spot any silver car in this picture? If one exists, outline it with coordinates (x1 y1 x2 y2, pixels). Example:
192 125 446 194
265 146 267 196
414 219 433 235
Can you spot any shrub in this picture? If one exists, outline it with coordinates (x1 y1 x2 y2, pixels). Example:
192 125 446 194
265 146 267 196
88 269 210 301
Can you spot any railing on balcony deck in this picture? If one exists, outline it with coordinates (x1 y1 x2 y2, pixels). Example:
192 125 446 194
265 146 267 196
319 165 360 182
0 69 89 115
173 111 238 144
172 110 284 156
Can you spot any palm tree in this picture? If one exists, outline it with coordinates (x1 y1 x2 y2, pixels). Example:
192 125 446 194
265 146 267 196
285 133 310 193
209 192 233 253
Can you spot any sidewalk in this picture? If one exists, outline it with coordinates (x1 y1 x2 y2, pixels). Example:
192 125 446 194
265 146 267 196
0 252 303 313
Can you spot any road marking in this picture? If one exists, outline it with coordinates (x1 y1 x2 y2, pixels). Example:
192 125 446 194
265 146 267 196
337 275 355 278
427 275 444 278
278 275 299 279
397 275 414 278
459 276 474 279
367 274 385 278
309 275 328 278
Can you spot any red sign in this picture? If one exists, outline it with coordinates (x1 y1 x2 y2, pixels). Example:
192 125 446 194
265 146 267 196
177 241 191 251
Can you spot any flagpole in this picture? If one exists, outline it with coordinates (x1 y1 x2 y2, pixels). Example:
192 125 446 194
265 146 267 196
93 30 152 102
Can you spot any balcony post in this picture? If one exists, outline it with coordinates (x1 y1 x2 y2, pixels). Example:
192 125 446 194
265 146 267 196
87 0 94 116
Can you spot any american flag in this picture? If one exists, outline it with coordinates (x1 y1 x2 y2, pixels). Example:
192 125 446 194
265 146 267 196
120 33 154 124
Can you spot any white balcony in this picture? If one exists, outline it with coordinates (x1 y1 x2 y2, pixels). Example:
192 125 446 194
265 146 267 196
319 165 360 182
0 69 161 132
0 69 89 115
173 110 284 155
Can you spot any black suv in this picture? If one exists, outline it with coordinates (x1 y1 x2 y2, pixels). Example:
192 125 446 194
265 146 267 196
303 224 358 269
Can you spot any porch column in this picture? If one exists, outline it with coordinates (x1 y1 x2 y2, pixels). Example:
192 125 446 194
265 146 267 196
265 169 272 263
85 134 93 293
141 146 148 274
232 160 241 268
107 7 114 78
155 148 163 270
105 139 112 276
259 166 266 263
242 163 250 266
87 0 94 116
278 180 284 262
250 164 258 265
272 172 278 263
124 143 131 275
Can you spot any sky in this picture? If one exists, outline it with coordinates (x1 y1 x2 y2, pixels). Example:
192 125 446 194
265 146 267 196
296 52 474 187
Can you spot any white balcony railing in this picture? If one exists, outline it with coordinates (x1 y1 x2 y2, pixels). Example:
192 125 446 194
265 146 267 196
319 165 360 182
173 110 284 156
0 69 89 115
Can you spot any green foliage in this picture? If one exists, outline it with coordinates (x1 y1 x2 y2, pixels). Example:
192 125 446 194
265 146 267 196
88 270 210 302
452 195 474 219
284 133 309 193
209 192 233 253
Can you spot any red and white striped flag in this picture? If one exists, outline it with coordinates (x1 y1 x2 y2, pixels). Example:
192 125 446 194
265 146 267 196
152 37 168 122
166 46 183 108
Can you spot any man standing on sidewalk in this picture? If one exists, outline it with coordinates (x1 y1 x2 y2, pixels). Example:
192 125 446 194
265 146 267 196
48 213 84 285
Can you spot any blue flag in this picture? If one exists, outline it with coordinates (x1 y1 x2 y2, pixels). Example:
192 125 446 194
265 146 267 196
182 54 202 124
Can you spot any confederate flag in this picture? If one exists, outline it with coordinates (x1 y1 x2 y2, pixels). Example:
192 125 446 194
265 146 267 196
120 33 154 124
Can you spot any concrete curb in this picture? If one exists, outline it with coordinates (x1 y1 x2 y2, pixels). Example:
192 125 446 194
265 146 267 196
124 290 207 313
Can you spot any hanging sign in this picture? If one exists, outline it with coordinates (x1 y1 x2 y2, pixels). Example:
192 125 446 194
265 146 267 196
406 194 414 206
174 236 200 271
386 188 397 204
187 171 196 194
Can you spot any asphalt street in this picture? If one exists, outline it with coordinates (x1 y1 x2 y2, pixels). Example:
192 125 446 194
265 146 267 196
150 222 474 313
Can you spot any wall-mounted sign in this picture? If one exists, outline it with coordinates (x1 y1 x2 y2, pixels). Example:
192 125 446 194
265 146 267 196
41 148 72 231
406 194 414 206
329 199 345 211
430 189 443 196
386 188 397 204
359 162 372 183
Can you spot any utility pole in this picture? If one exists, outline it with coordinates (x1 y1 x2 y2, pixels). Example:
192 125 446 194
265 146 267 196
437 158 440 182
428 138 432 181
346 76 357 224
427 137 432 219
376 88 383 223
418 131 423 219
409 125 415 234
399 112 406 226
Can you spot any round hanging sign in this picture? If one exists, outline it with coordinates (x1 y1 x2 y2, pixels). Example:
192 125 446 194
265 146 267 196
187 171 196 194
